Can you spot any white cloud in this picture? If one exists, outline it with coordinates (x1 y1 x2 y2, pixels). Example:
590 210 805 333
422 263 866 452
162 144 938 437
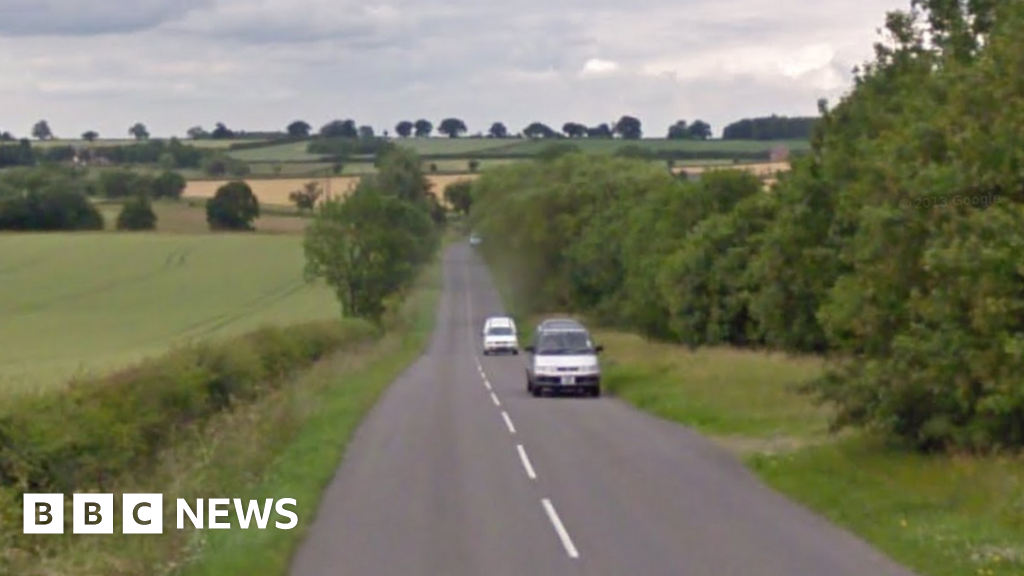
0 0 912 138
580 58 619 76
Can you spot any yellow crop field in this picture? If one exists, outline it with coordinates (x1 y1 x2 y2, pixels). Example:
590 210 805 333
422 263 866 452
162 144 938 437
674 161 791 176
183 174 480 206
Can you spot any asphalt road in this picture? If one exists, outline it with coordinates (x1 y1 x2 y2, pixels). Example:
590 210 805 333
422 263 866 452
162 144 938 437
289 243 920 576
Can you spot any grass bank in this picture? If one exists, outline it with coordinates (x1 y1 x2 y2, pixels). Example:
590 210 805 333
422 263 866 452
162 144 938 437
0 250 444 576
594 330 1024 576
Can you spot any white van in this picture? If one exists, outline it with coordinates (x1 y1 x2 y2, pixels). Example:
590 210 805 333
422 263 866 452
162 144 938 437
524 320 603 397
481 316 519 355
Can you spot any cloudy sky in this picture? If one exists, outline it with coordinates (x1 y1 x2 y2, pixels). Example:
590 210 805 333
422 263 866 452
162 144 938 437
0 0 909 139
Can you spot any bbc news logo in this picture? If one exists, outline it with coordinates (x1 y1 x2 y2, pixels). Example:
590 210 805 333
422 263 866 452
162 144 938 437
23 494 298 534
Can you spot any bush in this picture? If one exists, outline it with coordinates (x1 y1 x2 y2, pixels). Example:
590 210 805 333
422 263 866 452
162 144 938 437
116 196 157 230
0 189 104 231
151 171 186 200
98 169 154 199
0 320 378 498
206 180 260 230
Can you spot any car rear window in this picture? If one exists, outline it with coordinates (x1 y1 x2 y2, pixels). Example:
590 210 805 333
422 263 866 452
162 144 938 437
488 327 514 335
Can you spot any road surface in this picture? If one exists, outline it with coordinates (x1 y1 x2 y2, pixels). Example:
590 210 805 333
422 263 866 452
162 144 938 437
289 243 919 576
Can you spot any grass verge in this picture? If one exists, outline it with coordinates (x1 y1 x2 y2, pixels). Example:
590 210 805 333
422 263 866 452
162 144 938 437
0 249 444 576
593 329 1024 576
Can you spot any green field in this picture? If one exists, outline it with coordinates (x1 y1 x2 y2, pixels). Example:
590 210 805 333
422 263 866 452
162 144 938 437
206 136 802 182
0 231 336 393
225 136 807 162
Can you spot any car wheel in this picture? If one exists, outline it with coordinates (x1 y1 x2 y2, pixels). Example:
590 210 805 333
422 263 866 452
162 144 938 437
590 386 601 398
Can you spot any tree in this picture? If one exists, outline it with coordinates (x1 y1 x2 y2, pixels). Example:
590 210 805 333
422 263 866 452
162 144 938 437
358 125 375 139
320 119 358 138
116 195 157 230
287 120 311 137
395 121 413 137
303 180 435 323
437 118 467 138
562 122 587 138
211 122 234 139
413 119 432 137
289 181 323 212
186 126 207 139
98 169 154 199
488 122 508 138
82 131 99 142
151 171 187 200
32 120 53 140
587 123 613 138
667 120 689 139
613 115 642 139
373 146 433 206
206 181 260 230
443 180 473 215
523 122 556 138
722 115 818 139
0 167 105 230
128 123 149 140
688 120 712 140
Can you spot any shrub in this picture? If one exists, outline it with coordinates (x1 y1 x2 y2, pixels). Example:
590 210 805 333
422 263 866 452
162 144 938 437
0 189 104 231
0 320 378 498
116 196 157 230
206 180 260 230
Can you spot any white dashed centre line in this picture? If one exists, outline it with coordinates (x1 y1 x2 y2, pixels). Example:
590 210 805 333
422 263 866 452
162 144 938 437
542 498 579 558
490 391 501 406
484 379 492 390
516 444 537 479
501 411 516 434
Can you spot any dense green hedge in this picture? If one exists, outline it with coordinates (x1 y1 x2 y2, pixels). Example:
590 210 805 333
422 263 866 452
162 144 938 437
0 320 378 497
468 0 1024 453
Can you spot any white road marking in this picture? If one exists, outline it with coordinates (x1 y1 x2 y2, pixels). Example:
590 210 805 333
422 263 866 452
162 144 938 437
484 379 492 391
542 499 579 558
501 411 516 434
491 391 501 406
516 444 536 479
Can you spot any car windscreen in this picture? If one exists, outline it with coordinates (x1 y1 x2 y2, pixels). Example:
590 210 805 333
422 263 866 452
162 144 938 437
535 331 593 354
487 327 514 336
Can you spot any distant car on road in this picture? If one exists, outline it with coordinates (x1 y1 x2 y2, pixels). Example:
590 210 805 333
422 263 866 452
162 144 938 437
525 319 603 397
482 316 519 355
469 233 481 246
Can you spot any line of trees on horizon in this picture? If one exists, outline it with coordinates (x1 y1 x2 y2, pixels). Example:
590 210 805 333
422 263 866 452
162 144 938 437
2 114 819 145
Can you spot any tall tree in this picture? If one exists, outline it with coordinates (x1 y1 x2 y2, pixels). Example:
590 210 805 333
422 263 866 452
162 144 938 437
413 119 433 137
128 123 149 140
488 122 508 138
562 122 587 138
395 120 413 137
287 120 311 137
613 115 642 139
437 118 467 138
32 120 53 140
